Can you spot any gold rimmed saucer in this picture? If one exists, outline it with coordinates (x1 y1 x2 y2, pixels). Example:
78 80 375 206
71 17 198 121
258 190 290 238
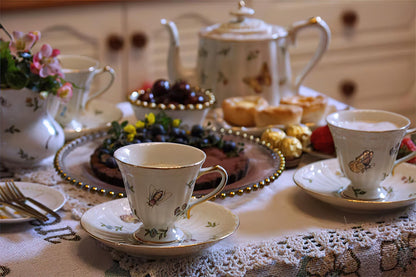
80 199 239 257
294 158 416 212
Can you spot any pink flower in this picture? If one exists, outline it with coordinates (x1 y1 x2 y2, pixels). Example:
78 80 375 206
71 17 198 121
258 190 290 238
9 31 40 55
57 82 73 102
30 44 63 78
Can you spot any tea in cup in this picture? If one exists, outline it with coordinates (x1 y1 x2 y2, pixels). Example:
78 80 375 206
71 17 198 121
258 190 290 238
327 109 416 200
114 142 228 243
55 55 115 130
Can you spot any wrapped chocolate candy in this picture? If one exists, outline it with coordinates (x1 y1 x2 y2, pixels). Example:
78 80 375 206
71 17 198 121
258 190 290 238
278 136 303 159
261 128 286 149
286 124 312 147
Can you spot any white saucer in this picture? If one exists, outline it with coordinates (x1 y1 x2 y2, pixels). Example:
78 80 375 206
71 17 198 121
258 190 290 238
0 182 66 223
63 99 122 140
81 198 239 257
293 158 416 212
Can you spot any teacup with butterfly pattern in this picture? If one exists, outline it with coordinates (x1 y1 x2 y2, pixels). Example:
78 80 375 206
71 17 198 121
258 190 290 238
114 142 227 244
327 109 416 200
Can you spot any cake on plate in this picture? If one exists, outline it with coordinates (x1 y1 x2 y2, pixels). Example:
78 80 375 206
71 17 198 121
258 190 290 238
90 112 249 191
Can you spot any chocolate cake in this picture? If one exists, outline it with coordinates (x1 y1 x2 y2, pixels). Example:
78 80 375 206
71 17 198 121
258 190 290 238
90 111 249 191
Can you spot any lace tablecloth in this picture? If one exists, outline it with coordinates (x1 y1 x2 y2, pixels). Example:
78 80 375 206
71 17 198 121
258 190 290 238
1 89 416 276
2 156 416 277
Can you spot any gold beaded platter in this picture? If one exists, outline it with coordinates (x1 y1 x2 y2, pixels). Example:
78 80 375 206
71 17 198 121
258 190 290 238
54 128 285 199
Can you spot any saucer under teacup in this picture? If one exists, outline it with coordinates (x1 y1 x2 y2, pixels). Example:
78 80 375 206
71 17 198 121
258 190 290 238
80 198 239 257
293 158 416 212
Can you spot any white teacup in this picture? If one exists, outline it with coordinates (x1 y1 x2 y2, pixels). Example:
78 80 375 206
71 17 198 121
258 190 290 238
114 142 228 244
55 55 115 130
327 109 416 200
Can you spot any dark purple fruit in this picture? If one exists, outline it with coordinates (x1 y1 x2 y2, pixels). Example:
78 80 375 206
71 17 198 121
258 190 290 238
152 79 170 98
139 90 155 102
171 80 191 102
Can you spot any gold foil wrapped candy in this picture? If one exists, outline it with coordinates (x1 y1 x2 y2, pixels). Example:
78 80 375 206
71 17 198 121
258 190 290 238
286 124 312 147
279 136 303 159
260 128 286 149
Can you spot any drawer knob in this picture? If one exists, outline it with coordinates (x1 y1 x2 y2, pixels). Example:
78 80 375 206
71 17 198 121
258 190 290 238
341 10 358 28
107 34 124 51
340 80 357 98
131 32 148 49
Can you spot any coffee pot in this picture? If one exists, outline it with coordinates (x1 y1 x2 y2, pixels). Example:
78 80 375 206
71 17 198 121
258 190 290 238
162 0 330 106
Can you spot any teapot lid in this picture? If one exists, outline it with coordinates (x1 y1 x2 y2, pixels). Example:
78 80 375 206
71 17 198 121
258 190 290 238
200 1 286 40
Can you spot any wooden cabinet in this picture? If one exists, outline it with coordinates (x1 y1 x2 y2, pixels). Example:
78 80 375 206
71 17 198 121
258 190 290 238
254 0 416 118
2 0 415 118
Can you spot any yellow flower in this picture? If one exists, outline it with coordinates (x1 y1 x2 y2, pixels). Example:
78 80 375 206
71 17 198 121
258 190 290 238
123 124 136 134
146 113 155 125
135 120 145 129
172 119 181 127
127 133 135 142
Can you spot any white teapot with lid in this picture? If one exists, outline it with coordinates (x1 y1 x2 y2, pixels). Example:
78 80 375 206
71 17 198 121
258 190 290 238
162 1 330 106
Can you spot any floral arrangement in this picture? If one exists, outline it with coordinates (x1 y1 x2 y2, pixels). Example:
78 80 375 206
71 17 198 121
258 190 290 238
0 24 72 101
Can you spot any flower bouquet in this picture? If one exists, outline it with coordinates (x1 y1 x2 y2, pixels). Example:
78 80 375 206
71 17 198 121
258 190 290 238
0 24 73 168
0 24 72 100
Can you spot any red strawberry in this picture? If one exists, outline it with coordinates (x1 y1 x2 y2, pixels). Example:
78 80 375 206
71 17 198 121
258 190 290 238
399 137 416 164
310 125 335 155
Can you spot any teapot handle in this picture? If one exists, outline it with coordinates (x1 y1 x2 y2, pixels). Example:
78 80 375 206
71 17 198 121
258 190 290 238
288 16 331 93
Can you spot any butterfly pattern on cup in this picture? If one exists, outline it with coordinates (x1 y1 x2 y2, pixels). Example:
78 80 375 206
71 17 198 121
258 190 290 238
242 62 272 94
348 150 374 173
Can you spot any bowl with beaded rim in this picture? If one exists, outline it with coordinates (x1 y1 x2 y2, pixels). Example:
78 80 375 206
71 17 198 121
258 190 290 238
128 79 216 127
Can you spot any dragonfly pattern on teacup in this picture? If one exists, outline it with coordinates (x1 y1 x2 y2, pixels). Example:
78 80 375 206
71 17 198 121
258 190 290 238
348 150 374 173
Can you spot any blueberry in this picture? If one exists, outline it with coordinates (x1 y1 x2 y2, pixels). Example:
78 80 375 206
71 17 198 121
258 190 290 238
150 124 166 136
191 125 204 137
105 157 118 168
222 140 236 152
208 133 221 145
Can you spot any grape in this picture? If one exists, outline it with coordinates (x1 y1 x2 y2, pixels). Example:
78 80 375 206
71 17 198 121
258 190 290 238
139 90 155 102
172 80 191 101
152 79 170 98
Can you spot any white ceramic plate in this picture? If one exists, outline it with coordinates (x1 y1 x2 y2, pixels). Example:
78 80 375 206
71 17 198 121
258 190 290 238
81 198 239 258
0 182 66 223
63 99 122 141
293 158 416 212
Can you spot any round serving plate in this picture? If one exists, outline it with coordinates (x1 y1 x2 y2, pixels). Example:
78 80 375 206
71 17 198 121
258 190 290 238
54 128 285 199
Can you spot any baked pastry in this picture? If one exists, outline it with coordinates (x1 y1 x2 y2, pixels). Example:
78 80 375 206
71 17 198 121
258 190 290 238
222 96 269 127
280 95 328 124
253 104 303 127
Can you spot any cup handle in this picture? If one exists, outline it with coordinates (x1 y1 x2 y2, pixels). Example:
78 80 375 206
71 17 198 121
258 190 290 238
186 165 228 219
84 65 116 108
394 128 416 166
288 16 331 94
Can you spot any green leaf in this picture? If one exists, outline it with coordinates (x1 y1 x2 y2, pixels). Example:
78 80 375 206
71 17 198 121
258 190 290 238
5 70 28 89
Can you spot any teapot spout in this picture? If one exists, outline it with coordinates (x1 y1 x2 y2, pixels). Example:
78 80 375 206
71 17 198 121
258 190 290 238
161 19 197 84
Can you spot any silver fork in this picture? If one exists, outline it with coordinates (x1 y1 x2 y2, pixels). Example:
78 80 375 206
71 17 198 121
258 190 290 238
5 180 61 221
0 185 48 221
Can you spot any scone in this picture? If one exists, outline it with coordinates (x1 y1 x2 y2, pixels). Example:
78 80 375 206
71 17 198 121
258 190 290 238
280 95 328 124
222 96 269 127
254 104 303 127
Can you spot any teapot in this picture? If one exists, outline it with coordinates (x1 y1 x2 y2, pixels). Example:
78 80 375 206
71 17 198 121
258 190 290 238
162 0 330 106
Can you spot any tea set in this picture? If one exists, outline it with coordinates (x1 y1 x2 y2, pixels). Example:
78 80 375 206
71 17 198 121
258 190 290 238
3 0 416 258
